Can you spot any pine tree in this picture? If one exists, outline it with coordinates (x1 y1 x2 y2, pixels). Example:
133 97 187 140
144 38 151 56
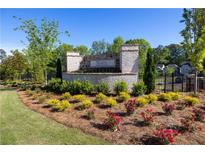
56 58 62 81
143 48 156 94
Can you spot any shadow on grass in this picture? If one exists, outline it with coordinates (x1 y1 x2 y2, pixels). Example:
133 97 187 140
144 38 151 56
0 87 16 91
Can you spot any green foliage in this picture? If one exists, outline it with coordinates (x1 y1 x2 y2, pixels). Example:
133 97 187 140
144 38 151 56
117 92 130 102
74 45 89 55
72 94 87 102
184 96 200 106
105 97 117 107
47 78 62 93
144 94 158 104
61 92 71 100
80 81 94 95
56 58 62 80
79 100 93 110
52 100 72 111
110 36 124 54
158 93 172 102
95 93 107 104
136 96 148 107
90 39 110 55
125 39 151 77
131 82 146 96
95 82 109 95
143 48 156 94
67 80 81 95
114 81 128 95
153 45 169 65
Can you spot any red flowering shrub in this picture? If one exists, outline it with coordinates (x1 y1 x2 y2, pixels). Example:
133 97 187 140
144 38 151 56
192 108 205 121
125 99 136 115
162 103 176 115
154 128 178 144
140 108 154 125
104 111 122 131
181 116 202 132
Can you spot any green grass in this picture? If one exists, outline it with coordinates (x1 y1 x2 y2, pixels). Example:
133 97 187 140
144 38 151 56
0 87 109 145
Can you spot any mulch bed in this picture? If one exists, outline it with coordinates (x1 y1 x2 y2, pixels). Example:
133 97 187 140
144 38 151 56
17 90 205 144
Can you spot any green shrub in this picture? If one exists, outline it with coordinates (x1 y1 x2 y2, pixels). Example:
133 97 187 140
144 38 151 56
37 95 47 104
80 81 94 95
61 92 71 100
117 92 131 102
53 100 72 111
184 96 200 106
136 96 148 107
72 94 86 102
47 78 62 93
47 99 61 106
167 92 181 100
67 80 81 95
95 92 107 104
145 94 158 104
114 81 128 95
26 90 34 97
105 97 117 107
79 100 93 110
95 82 109 95
158 93 172 102
59 81 69 93
132 82 146 96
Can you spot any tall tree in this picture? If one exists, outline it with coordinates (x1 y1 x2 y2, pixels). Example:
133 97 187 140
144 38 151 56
153 45 169 65
90 39 110 55
143 48 156 94
0 49 6 62
110 36 124 54
74 45 89 55
180 8 205 94
125 39 151 78
14 17 69 83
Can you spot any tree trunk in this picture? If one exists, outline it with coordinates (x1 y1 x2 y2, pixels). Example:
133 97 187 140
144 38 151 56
45 69 48 85
194 71 198 94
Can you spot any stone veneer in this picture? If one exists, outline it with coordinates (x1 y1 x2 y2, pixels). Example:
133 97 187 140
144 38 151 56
63 72 138 92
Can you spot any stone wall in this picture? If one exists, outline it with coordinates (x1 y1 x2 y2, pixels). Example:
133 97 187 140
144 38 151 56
62 72 138 92
66 52 83 72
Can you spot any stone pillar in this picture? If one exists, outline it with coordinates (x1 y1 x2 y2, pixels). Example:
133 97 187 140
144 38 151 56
120 44 139 74
66 52 83 72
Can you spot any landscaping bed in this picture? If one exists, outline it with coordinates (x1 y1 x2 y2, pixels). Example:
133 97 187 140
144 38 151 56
17 90 205 145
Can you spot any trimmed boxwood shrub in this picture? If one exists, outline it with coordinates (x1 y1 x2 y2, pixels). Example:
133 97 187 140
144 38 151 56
80 81 94 95
95 82 109 95
67 80 81 95
132 82 146 96
114 81 128 95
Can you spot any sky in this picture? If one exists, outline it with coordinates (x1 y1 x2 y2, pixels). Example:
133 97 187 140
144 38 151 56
0 8 184 54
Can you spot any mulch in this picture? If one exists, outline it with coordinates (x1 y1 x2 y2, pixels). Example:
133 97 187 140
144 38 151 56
17 90 205 145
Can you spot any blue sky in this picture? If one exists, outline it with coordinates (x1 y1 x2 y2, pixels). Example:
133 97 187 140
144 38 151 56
0 8 184 54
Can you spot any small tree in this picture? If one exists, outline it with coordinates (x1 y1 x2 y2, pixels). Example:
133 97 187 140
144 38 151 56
143 48 156 94
56 58 62 81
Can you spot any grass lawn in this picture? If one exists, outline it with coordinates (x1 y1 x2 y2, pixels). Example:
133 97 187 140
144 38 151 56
0 87 109 144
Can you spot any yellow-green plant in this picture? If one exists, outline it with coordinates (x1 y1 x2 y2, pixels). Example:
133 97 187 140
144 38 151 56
37 95 47 104
61 92 71 100
47 99 61 106
117 92 131 102
26 90 34 96
53 100 72 111
167 92 181 100
105 97 117 107
136 96 148 107
95 92 107 104
184 96 200 106
158 93 172 102
72 94 86 102
79 99 93 110
145 94 158 104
